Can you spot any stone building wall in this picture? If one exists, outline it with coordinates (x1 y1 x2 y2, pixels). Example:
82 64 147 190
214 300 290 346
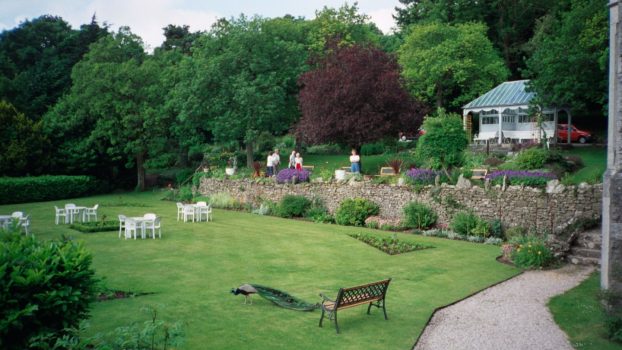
198 178 602 232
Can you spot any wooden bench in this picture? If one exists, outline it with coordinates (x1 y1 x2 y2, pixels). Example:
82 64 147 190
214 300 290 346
319 278 391 333
379 167 396 176
470 168 488 180
302 165 315 172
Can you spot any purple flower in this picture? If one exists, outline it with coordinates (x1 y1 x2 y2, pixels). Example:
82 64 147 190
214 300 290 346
276 168 310 184
405 168 438 184
485 170 556 180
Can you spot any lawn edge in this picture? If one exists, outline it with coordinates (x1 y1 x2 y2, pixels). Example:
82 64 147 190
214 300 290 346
411 259 523 349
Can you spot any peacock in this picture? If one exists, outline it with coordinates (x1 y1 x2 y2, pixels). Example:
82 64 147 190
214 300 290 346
231 284 258 304
231 284 319 311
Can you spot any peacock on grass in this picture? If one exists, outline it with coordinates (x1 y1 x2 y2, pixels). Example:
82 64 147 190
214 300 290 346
231 284 319 311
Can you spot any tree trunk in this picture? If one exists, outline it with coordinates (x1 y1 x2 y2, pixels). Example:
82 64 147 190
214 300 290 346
435 82 443 108
246 142 254 168
136 152 146 191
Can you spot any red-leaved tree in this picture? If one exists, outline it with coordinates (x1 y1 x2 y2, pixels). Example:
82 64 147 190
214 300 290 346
296 44 427 153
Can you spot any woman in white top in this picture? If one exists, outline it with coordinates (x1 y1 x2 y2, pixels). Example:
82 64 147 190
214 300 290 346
266 152 274 176
289 150 296 169
349 149 360 173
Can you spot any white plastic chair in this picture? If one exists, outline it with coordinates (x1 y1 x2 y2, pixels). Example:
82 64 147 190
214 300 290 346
118 215 127 238
176 202 184 221
183 205 195 222
85 204 98 222
19 215 30 235
65 204 79 224
54 206 67 224
196 202 210 222
11 211 23 219
144 216 161 239
125 218 138 240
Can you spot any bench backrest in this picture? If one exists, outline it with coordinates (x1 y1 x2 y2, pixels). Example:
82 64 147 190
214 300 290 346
379 167 396 176
335 279 391 308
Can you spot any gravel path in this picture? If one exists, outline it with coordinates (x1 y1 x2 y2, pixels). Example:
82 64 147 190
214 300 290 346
415 264 594 350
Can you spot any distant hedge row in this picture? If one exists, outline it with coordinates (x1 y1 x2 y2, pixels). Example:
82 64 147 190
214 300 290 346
0 176 106 204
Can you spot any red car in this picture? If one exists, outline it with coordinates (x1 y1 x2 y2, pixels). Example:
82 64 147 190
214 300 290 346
557 124 592 144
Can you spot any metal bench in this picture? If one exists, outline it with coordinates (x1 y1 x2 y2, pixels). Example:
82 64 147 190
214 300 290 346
319 278 391 333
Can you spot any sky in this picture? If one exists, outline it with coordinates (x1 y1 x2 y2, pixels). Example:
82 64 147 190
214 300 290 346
0 0 403 50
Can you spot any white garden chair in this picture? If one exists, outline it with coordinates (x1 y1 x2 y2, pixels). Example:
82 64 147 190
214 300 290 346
85 204 99 222
196 202 211 222
19 215 30 235
11 211 23 219
54 206 67 224
182 205 195 222
118 215 127 238
144 216 161 239
176 202 184 221
125 218 138 240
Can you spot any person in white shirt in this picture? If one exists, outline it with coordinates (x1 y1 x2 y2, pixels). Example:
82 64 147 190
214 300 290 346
272 149 280 172
349 149 360 173
288 150 296 169
266 152 274 177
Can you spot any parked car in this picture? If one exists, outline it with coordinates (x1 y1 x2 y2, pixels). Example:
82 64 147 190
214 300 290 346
557 124 592 143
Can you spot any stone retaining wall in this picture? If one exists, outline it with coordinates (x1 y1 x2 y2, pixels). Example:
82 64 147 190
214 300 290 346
198 178 602 232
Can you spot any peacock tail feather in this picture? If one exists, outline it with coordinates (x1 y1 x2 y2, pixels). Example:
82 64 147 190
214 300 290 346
250 284 319 311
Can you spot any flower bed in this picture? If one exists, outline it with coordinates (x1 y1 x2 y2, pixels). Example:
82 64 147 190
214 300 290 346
276 168 310 184
348 232 433 255
69 220 118 233
485 170 556 187
404 168 438 185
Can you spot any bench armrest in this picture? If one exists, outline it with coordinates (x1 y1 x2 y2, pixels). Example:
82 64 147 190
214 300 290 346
319 293 335 303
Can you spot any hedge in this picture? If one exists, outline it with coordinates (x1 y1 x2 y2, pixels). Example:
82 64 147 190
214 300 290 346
0 176 106 204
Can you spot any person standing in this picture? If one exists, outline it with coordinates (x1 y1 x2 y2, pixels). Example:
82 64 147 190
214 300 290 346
288 150 296 169
272 149 281 173
349 149 360 173
295 152 303 171
266 151 274 177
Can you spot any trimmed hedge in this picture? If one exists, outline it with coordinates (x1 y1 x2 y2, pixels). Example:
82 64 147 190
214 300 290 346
69 220 118 233
0 176 105 204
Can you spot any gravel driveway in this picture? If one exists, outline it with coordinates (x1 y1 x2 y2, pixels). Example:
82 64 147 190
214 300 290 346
415 264 594 350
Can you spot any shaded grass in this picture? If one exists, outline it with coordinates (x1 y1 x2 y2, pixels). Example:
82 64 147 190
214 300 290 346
304 153 411 176
549 272 622 350
2 191 519 349
561 146 606 184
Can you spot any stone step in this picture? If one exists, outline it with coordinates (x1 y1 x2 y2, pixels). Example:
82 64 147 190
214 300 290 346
569 247 601 259
567 254 600 266
574 238 602 250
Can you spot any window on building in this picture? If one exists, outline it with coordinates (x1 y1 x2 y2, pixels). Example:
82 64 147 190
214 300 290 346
502 115 515 123
482 116 497 125
518 115 533 123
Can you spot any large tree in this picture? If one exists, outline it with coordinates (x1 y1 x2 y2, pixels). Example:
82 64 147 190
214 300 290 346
398 22 509 110
44 28 171 189
524 0 607 118
0 15 108 120
175 16 308 167
296 44 426 152
394 0 554 78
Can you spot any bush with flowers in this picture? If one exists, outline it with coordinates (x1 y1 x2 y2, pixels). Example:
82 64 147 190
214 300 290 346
276 168 310 184
509 235 554 268
404 168 438 185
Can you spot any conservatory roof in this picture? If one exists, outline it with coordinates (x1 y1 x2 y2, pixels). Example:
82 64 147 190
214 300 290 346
463 80 534 110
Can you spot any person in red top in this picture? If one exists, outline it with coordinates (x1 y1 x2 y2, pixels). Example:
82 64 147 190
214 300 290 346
295 153 303 171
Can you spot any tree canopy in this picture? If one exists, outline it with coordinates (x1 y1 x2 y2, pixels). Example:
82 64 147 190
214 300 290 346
297 44 427 149
399 22 509 110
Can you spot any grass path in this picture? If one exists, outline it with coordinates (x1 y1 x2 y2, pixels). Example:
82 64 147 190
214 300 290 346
2 191 519 349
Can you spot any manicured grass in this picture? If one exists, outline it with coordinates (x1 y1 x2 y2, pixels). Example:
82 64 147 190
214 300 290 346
549 272 622 350
562 146 606 184
3 191 519 349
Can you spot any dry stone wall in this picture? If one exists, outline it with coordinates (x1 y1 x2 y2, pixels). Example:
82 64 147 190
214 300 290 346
198 178 602 232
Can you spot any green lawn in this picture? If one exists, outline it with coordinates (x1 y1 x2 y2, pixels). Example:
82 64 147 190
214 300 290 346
305 153 409 175
3 191 519 349
549 272 622 350
562 146 607 184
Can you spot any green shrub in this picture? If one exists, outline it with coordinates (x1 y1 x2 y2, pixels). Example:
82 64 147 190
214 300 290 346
179 185 193 202
0 231 97 349
490 219 504 239
175 168 195 186
348 232 432 255
505 226 528 241
451 211 489 236
277 195 312 218
304 199 333 223
69 220 118 233
334 198 380 226
514 148 549 170
306 143 343 155
402 201 437 229
415 108 469 170
606 315 622 342
208 192 241 209
0 176 105 205
361 142 385 155
510 235 554 268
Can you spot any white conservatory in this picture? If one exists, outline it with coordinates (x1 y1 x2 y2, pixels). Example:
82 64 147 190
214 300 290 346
462 80 572 144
